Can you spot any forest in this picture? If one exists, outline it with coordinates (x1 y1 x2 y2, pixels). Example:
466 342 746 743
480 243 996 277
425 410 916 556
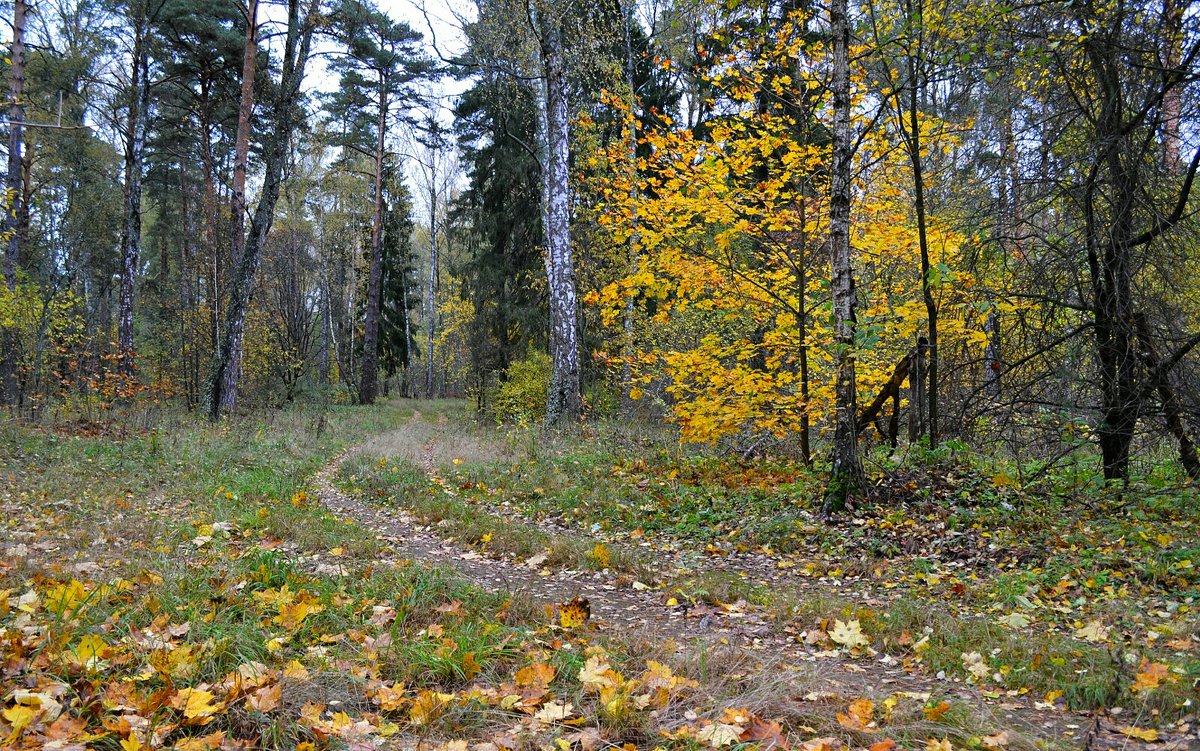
0 0 1198 749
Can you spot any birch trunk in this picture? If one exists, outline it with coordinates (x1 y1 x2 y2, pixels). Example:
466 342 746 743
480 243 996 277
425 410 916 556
220 0 259 411
821 0 865 515
539 23 581 426
1 0 27 403
425 178 436 397
118 17 150 375
3 0 25 290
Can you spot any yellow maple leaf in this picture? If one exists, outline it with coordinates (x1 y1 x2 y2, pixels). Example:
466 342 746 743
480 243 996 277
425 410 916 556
1118 726 1159 742
45 579 87 615
173 730 226 750
697 722 744 748
375 683 407 712
926 738 953 751
282 660 309 680
559 596 590 628
274 598 324 630
591 543 611 569
3 704 40 740
409 690 454 725
171 688 225 725
579 656 621 690
534 701 575 724
829 619 870 649
1073 620 1110 643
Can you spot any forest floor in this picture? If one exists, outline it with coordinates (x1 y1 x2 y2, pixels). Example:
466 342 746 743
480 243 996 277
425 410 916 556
0 399 1196 751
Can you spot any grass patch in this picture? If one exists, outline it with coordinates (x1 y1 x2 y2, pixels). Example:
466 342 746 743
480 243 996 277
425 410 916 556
337 454 655 581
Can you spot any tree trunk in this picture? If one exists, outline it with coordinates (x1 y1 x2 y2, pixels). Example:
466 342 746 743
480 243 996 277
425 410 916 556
206 0 318 420
358 77 387 405
539 22 582 426
1162 0 1182 175
118 17 150 376
821 0 865 515
2 0 25 290
903 0 937 445
0 0 26 403
620 0 639 418
1083 19 1141 482
220 0 259 411
1134 315 1200 481
426 177 437 397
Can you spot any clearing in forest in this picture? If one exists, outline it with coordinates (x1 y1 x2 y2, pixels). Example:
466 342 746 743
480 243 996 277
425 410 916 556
2 400 1193 751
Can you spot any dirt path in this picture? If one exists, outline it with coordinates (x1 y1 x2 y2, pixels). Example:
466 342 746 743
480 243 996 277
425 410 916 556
311 414 1188 751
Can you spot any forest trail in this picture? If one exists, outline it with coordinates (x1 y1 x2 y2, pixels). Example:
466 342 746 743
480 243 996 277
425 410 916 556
309 410 1180 751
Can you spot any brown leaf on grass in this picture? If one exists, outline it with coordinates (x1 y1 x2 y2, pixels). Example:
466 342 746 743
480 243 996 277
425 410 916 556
922 701 951 721
173 730 225 750
796 737 843 751
836 698 875 731
1132 658 1172 693
740 716 790 749
245 683 281 713
515 662 555 689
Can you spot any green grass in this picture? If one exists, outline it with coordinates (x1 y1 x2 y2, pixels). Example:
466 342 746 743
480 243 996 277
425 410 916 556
337 455 655 581
409 415 1199 719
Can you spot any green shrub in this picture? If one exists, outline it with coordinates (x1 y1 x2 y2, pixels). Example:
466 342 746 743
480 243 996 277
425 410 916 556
491 350 550 424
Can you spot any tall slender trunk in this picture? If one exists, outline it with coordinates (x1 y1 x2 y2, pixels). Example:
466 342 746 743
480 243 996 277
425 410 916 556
538 22 581 426
118 17 150 375
903 0 937 444
0 0 27 403
206 0 318 420
220 0 259 411
425 177 436 397
1135 315 1200 480
620 0 639 417
1084 19 1141 481
2 0 25 289
1162 0 1182 175
797 199 811 464
199 99 222 353
986 105 1018 399
401 248 411 393
821 0 865 515
358 75 388 405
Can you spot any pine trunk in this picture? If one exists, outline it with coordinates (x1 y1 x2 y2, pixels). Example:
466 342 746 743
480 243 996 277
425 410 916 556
206 0 318 420
358 78 387 405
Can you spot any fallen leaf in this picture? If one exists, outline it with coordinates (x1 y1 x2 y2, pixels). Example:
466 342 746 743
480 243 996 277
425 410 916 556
1118 726 1159 742
829 619 870 650
836 698 875 731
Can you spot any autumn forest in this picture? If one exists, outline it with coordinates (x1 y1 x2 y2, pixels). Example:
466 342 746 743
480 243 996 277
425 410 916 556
0 0 1197 749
